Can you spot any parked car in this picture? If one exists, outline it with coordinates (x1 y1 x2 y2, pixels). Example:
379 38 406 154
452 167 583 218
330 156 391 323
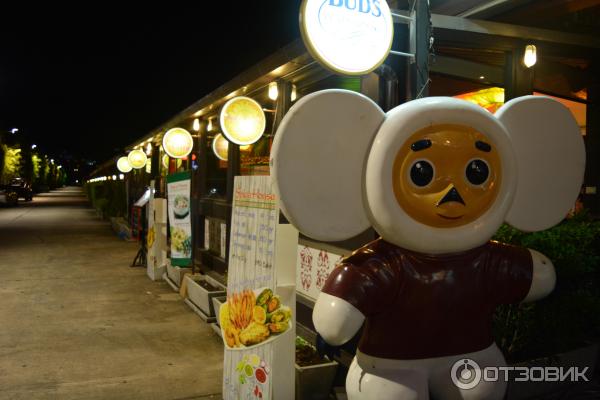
0 185 18 206
10 178 33 201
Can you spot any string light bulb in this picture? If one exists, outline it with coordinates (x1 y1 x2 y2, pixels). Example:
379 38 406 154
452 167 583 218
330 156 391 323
268 81 279 100
291 84 297 101
523 44 537 68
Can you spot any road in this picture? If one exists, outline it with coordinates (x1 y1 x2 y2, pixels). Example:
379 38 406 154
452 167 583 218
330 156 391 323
0 188 223 400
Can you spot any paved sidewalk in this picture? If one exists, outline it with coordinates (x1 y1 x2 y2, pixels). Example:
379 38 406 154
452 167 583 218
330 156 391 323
0 188 223 400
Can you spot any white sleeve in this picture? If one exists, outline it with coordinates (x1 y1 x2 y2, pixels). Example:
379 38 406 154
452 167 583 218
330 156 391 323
523 249 556 303
312 292 365 346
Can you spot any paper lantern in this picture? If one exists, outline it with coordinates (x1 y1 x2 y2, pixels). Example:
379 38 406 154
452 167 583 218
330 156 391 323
220 96 266 145
128 149 147 169
116 156 132 173
212 133 229 161
162 127 194 159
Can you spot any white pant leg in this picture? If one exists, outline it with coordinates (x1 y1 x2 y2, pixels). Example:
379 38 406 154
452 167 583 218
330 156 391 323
429 344 507 400
346 355 430 400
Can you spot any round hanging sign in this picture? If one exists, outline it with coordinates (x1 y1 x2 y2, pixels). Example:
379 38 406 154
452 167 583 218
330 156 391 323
162 154 182 169
163 127 194 159
300 0 394 76
116 156 132 173
128 149 147 169
220 96 266 146
212 133 229 161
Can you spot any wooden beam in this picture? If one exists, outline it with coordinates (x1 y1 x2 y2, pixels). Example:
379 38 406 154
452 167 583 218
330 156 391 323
458 0 535 19
494 0 600 24
432 13 600 49
431 55 504 86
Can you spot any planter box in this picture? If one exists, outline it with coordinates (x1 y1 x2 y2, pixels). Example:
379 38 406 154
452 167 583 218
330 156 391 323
166 262 192 288
212 296 227 326
295 359 338 400
185 275 226 317
506 343 599 400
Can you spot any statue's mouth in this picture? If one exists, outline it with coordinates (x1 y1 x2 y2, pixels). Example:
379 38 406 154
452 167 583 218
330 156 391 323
437 213 463 220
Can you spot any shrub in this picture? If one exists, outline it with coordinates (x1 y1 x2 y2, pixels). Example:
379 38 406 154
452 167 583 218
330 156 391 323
493 211 600 362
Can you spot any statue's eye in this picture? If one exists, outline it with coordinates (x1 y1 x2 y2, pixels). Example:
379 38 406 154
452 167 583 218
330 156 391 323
465 159 490 185
409 160 434 187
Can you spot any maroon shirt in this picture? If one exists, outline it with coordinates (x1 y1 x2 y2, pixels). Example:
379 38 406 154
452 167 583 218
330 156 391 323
321 238 533 360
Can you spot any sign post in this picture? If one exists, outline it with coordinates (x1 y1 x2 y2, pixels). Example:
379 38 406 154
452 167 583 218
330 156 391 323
147 180 169 281
221 176 297 400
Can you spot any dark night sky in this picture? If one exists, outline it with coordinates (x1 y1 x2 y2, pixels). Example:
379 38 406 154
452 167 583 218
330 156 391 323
0 2 303 163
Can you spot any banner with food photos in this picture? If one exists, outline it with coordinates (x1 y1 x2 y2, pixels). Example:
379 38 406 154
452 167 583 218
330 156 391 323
167 171 192 266
222 175 296 400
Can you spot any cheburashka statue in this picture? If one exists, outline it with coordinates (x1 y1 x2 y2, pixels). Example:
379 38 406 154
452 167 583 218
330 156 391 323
271 89 585 399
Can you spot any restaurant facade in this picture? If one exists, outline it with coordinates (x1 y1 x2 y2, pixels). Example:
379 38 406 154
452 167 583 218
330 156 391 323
87 1 600 397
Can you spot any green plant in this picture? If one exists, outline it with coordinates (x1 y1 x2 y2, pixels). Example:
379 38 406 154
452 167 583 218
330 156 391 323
296 336 327 367
84 180 127 219
492 211 600 362
0 144 22 183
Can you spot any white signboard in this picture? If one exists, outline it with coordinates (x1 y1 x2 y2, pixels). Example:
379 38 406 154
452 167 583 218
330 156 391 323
222 176 297 400
300 0 394 75
134 188 151 207
167 171 192 266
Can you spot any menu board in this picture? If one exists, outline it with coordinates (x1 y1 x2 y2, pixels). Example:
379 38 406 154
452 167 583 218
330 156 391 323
167 171 192 266
221 176 297 400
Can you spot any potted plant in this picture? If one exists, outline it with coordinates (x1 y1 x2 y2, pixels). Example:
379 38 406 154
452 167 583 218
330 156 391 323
185 274 226 318
295 336 338 400
492 211 600 399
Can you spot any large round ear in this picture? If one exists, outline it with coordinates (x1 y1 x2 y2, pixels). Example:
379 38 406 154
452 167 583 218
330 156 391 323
270 89 385 241
496 96 585 232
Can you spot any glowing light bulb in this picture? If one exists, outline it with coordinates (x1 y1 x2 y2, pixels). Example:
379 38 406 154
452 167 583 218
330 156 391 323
523 44 537 68
268 82 278 100
291 85 297 101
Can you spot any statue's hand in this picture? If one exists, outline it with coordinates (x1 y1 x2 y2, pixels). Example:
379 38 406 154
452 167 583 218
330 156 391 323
313 292 365 346
523 249 556 302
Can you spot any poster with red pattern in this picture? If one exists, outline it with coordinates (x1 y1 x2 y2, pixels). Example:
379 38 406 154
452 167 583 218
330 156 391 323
295 245 344 301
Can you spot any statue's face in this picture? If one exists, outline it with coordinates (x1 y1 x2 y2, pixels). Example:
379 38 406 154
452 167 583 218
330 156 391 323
392 124 502 228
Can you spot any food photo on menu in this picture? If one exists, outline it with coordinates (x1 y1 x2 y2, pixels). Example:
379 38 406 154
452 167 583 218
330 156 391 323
220 288 292 349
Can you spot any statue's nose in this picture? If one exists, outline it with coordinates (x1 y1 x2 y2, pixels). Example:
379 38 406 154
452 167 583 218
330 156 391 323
438 186 465 206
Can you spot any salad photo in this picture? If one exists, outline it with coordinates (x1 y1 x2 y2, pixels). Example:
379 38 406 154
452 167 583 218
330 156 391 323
173 195 190 219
